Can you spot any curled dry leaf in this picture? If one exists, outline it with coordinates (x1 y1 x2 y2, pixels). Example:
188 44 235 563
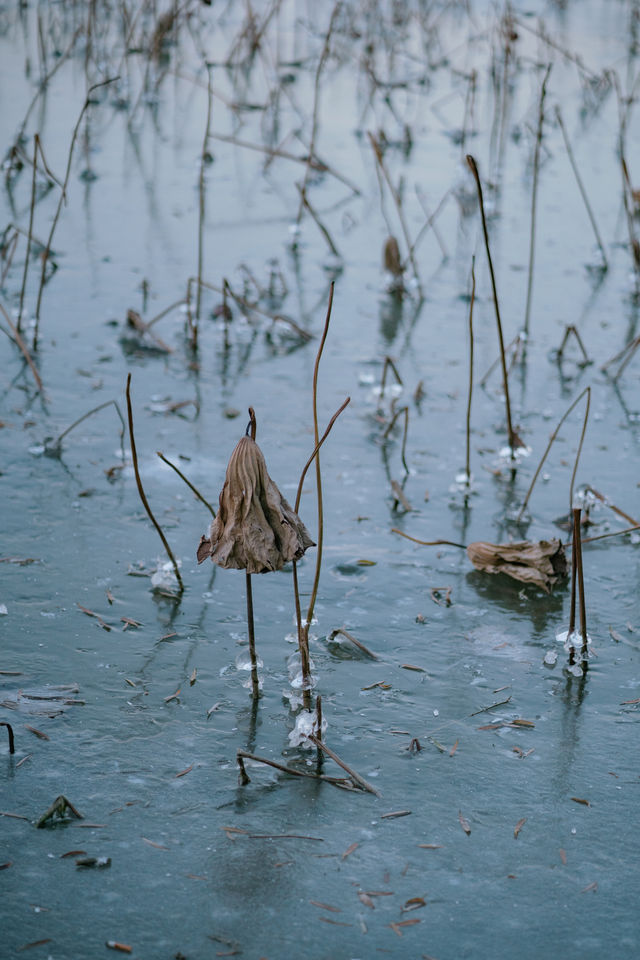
197 432 314 574
466 538 567 593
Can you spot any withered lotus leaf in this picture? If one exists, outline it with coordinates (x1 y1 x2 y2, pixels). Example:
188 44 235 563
197 434 314 574
466 538 567 593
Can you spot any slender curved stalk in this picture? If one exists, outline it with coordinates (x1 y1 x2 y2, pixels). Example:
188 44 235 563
18 135 39 330
524 64 552 335
466 154 516 454
126 373 183 595
465 257 476 484
391 528 466 550
516 386 590 522
156 451 216 518
0 302 43 393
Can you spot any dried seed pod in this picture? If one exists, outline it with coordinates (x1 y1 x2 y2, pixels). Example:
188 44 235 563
466 538 567 593
197 414 314 574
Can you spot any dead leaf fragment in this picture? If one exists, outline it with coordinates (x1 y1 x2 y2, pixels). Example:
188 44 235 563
189 668 197 686
458 811 471 835
381 810 412 819
141 837 169 849
389 918 422 936
559 848 567 865
175 764 193 779
449 739 459 757
402 896 426 912
571 797 591 807
581 881 598 893
164 687 181 703
309 900 341 913
105 942 132 954
358 891 375 909
25 725 49 740
466 538 567 592
513 817 526 839
341 842 358 860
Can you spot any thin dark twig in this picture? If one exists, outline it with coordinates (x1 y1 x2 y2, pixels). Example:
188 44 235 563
555 106 607 269
194 62 214 346
382 405 409 474
524 63 552 336
245 571 260 698
50 399 125 455
517 386 590 522
465 256 476 484
157 451 215 518
391 528 466 550
18 134 39 330
125 373 183 595
307 734 381 797
328 627 380 660
466 154 516 454
582 524 640 544
0 302 43 393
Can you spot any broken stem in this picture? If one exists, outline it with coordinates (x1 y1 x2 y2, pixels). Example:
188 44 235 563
157 451 216 519
466 154 516 455
245 571 260 699
125 373 183 595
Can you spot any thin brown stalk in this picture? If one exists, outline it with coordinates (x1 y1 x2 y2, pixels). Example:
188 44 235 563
555 106 607 270
602 335 640 381
0 229 18 287
391 528 466 550
156 451 216 519
582 524 640 544
568 512 578 662
556 324 591 365
307 734 381 797
245 571 260 699
382 405 409 474
236 749 359 791
0 302 43 393
379 355 403 405
466 154 516 455
34 77 118 349
583 486 638 527
296 2 341 228
292 282 336 710
517 386 590 522
194 63 214 347
573 508 589 660
187 276 312 342
125 373 183 595
465 257 476 484
297 183 341 259
328 628 380 661
208 132 361 196
18 135 39 330
524 64 552 335
369 132 423 296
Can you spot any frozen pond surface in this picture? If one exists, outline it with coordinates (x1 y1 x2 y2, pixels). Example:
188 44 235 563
1 1 640 958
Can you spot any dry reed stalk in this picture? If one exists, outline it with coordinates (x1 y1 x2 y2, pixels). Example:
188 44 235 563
555 324 591 366
523 64 552 335
126 374 184 595
33 77 118 349
156 451 216 519
517 386 590 523
18 135 39 330
186 275 312 342
555 107 608 270
601 335 640 381
369 132 423 297
328 628 379 660
306 734 381 797
465 257 476 486
466 154 518 456
295 2 341 231
193 62 214 348
382 405 410 475
296 184 341 259
0 302 43 393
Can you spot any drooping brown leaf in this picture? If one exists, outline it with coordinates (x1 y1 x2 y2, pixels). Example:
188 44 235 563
197 431 314 574
466 538 567 593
